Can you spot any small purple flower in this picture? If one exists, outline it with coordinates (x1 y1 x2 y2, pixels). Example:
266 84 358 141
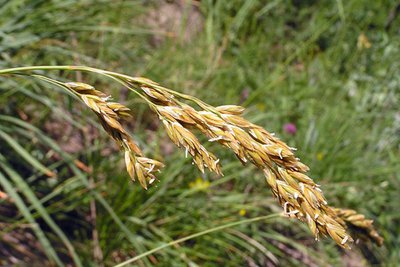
240 88 250 103
283 123 297 135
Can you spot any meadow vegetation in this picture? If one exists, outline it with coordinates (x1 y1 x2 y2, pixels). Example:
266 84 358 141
0 0 399 266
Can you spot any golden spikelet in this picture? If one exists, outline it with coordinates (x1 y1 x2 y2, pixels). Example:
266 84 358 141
125 152 164 189
333 208 384 246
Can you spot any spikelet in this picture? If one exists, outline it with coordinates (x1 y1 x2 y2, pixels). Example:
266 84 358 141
65 82 164 189
333 208 384 246
215 105 245 115
125 152 164 189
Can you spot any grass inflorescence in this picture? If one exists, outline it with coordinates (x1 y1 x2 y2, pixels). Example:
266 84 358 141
0 65 383 250
1 1 398 266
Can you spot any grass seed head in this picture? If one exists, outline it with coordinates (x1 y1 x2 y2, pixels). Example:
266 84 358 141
132 82 381 248
68 76 380 250
0 67 384 251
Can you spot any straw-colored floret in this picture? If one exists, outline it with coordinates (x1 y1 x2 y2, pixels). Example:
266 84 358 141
333 208 384 246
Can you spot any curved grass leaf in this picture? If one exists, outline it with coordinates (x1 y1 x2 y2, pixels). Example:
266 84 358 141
0 171 64 266
0 115 152 265
0 156 82 266
0 128 55 177
114 214 280 267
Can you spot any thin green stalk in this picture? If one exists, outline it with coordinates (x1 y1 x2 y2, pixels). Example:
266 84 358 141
0 65 157 105
0 65 134 81
0 65 215 111
114 213 280 267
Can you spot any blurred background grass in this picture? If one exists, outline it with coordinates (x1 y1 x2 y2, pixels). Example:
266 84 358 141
0 0 399 266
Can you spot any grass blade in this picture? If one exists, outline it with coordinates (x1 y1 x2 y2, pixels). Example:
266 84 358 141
0 129 55 177
0 115 152 264
0 157 82 266
114 214 280 267
0 171 64 266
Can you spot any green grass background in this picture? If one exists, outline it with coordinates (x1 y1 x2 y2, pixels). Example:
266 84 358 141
0 0 399 266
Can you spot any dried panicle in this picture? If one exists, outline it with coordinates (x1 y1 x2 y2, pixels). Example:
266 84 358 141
98 76 381 249
333 208 384 246
137 88 358 247
65 82 164 189
1 66 382 250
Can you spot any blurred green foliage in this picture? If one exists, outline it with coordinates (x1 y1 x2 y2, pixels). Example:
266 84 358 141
0 0 399 266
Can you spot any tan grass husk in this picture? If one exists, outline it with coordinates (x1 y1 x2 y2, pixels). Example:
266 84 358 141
333 208 383 246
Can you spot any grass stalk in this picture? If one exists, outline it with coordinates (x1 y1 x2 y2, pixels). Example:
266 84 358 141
114 214 280 267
